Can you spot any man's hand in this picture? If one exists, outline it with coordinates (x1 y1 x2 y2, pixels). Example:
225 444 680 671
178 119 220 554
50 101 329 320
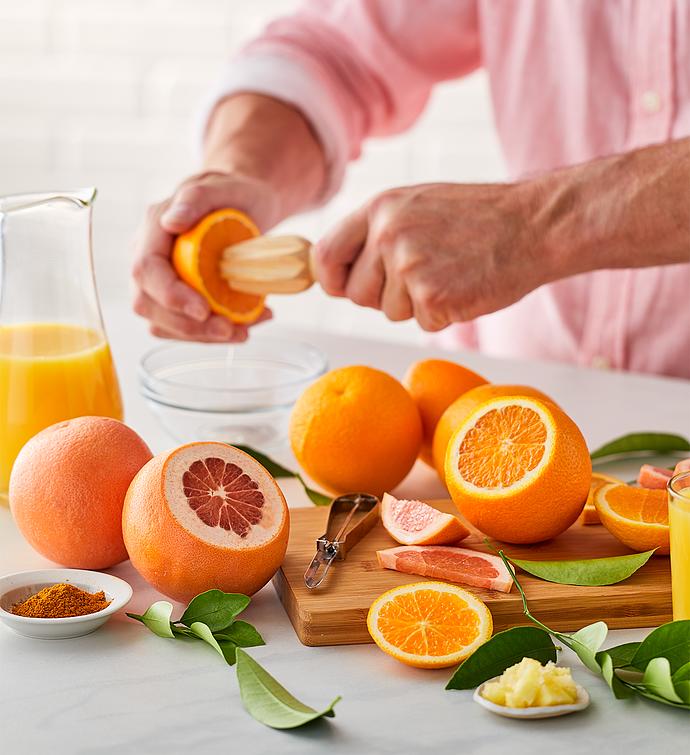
314 182 544 331
132 171 278 342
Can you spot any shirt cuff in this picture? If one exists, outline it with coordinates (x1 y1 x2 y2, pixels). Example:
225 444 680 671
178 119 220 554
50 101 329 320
196 53 350 205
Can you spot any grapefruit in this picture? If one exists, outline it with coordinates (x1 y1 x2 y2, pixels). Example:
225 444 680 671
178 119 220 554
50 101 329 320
377 545 514 593
122 442 289 601
367 581 493 668
445 396 591 544
432 383 554 477
581 472 623 525
9 416 152 569
380 492 469 546
638 464 674 490
403 359 486 466
289 366 422 497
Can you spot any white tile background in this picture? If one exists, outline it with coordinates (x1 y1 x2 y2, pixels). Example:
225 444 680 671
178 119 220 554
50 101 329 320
0 0 505 344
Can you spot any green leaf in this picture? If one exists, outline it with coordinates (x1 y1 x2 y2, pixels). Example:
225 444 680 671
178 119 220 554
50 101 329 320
631 687 690 709
446 627 557 690
510 550 655 587
566 622 608 673
641 657 685 704
179 590 250 631
188 622 225 659
632 620 690 674
216 640 239 666
235 445 331 506
216 620 265 648
127 601 175 638
599 653 636 699
236 649 340 729
596 641 640 670
590 432 690 460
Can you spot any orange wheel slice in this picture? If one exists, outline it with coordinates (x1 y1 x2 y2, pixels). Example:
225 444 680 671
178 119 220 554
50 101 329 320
593 482 669 554
367 581 493 668
581 472 623 525
172 208 265 323
444 396 591 544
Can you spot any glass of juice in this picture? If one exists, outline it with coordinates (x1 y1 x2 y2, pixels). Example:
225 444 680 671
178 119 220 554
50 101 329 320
669 471 690 620
0 189 123 502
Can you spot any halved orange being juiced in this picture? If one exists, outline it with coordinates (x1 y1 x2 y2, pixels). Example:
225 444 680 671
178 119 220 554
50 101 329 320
444 396 591 544
367 581 493 668
172 208 265 323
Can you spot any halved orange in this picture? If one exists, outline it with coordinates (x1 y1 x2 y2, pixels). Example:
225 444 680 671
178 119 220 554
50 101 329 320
367 581 492 668
172 208 265 323
581 472 623 525
445 396 591 544
593 482 669 554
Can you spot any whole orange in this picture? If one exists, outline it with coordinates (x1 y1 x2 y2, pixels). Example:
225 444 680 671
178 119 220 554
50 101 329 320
432 383 554 478
123 442 289 601
290 366 422 497
403 359 486 467
9 416 152 569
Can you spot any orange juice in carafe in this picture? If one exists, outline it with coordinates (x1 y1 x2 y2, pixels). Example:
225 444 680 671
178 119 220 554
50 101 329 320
0 323 122 498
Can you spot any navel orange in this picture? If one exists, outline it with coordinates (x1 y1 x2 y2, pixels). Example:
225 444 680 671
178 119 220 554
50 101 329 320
445 396 591 544
581 472 623 525
172 208 265 323
432 383 554 478
367 581 493 668
403 358 487 466
123 442 289 601
289 366 422 497
9 416 152 569
593 482 669 554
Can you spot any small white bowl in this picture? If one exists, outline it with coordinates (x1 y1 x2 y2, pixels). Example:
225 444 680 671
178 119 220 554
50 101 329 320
0 569 133 640
473 679 590 719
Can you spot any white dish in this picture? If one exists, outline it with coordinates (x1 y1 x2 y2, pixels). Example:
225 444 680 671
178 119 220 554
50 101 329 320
0 569 132 640
473 679 590 719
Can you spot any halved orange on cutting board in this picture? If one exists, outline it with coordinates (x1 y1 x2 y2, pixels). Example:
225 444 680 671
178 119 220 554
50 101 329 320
367 581 493 668
593 482 669 554
581 472 624 525
172 208 265 323
445 396 591 544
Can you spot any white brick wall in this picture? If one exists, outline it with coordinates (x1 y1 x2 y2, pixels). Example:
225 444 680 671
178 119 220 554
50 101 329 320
0 0 505 345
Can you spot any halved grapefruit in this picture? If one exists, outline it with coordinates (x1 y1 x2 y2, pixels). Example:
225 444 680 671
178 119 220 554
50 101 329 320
377 545 513 593
122 442 289 601
381 493 470 546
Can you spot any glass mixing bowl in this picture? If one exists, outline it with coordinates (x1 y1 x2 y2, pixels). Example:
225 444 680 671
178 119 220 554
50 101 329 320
139 338 328 449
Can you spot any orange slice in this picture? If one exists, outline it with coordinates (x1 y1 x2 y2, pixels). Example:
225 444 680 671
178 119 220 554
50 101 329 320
367 581 493 668
444 396 591 544
581 472 623 525
593 482 669 554
380 492 470 546
172 208 265 323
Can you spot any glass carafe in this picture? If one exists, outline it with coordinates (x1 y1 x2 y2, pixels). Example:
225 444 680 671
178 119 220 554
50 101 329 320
0 188 123 502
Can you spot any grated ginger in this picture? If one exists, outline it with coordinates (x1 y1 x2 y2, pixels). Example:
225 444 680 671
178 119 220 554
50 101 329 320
481 657 578 708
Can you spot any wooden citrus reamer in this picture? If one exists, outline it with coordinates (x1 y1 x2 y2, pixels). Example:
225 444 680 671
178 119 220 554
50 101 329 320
219 234 316 295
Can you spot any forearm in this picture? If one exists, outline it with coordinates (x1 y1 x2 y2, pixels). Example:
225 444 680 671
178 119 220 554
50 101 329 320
532 138 690 279
203 93 327 223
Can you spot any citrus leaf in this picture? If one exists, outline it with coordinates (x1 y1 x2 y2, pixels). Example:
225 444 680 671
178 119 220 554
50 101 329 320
566 622 608 673
216 620 265 648
510 550 655 586
302 483 331 507
590 432 690 460
446 627 557 690
599 653 636 699
188 622 225 659
631 620 690 674
641 657 685 704
216 640 239 666
596 641 640 670
236 649 340 729
127 601 175 638
180 589 250 631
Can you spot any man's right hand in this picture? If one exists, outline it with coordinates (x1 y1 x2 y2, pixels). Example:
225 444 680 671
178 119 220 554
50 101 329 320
132 171 277 342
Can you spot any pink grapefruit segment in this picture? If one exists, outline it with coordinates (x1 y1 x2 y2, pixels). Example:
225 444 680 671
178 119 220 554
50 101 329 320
376 545 513 593
381 492 470 546
637 464 674 490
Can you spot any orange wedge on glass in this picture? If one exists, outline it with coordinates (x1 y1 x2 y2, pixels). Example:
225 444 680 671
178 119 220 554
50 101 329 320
445 396 591 544
367 581 492 668
581 472 623 525
172 208 265 323
593 482 669 554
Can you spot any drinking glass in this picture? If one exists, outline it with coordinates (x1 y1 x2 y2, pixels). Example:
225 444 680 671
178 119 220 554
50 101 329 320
669 470 690 620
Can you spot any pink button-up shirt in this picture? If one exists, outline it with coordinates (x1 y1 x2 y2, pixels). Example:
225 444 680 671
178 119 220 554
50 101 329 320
207 0 690 378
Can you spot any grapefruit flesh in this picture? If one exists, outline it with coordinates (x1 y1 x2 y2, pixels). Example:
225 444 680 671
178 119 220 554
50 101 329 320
381 492 469 546
123 442 289 601
377 545 513 593
637 464 674 490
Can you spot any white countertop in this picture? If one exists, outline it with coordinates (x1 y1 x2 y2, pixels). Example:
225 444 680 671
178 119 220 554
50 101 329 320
1 302 689 754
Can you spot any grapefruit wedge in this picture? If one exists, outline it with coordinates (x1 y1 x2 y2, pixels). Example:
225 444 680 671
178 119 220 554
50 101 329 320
377 545 513 593
638 464 674 490
381 493 470 546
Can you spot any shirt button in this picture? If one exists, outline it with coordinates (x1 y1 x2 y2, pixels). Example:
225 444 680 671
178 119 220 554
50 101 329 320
641 90 661 113
591 355 610 370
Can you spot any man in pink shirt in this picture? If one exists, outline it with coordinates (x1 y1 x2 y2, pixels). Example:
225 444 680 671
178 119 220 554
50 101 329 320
132 1 690 378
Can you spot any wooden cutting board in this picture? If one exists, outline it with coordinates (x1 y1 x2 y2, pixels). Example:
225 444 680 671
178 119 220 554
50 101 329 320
272 499 672 646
